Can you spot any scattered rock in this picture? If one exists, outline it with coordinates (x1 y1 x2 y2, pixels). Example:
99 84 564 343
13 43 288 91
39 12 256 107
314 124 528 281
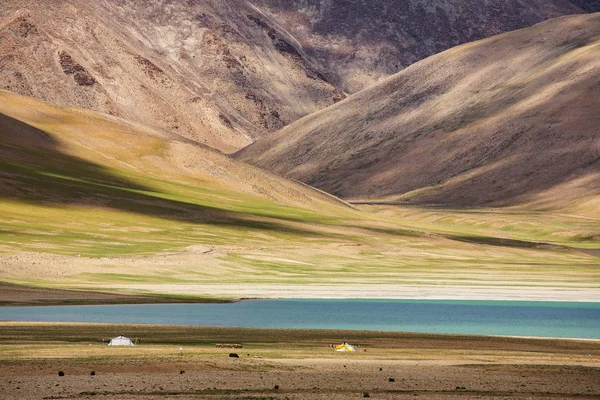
219 114 234 130
229 353 239 358
11 18 38 38
333 90 347 103
58 51 96 86
58 371 64 377
73 72 96 86
135 55 164 79
59 51 85 75
388 378 395 382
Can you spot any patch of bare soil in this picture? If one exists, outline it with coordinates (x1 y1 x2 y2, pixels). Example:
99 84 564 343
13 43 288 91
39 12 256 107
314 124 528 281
2 361 599 399
575 248 600 258
0 324 599 400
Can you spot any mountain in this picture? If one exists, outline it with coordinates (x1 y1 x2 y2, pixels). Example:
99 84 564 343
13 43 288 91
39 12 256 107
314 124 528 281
250 0 589 92
0 89 347 220
0 1 593 153
0 0 343 153
236 13 600 216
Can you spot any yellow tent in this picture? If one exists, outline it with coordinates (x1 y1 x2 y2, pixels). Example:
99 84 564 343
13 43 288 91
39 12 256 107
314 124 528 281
335 342 355 352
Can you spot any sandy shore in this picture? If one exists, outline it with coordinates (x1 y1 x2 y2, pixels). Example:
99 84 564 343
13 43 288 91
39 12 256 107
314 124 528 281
0 323 599 399
97 283 600 302
2 280 599 306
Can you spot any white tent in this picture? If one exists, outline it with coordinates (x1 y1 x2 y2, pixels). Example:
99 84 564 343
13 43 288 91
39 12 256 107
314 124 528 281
108 335 134 346
334 342 355 352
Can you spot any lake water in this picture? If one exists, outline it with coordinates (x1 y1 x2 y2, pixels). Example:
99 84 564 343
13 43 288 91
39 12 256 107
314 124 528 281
1 299 599 339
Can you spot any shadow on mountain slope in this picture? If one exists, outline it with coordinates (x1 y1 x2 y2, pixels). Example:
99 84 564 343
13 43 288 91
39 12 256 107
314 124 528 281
0 112 331 238
249 0 590 92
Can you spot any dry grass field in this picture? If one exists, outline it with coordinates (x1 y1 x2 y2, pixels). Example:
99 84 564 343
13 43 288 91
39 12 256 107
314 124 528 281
1 90 599 303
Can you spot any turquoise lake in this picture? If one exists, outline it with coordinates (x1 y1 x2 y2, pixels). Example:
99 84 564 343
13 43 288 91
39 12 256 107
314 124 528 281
1 299 599 339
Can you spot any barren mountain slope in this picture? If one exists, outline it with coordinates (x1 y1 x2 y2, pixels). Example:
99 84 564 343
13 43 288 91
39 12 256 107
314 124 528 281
236 14 600 215
0 0 342 152
567 0 600 12
251 0 588 92
1 0 595 153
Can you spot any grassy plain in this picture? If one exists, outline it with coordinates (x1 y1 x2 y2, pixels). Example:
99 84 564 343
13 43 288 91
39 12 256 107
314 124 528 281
0 90 599 301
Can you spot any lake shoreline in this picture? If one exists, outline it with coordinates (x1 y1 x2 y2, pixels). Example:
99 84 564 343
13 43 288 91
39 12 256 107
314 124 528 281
2 281 599 307
0 321 598 342
2 321 599 346
2 299 598 339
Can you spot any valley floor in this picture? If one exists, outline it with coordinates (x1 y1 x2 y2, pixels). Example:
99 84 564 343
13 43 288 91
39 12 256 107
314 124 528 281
0 323 599 399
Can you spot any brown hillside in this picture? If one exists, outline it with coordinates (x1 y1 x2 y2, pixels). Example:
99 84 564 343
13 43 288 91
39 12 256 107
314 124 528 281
0 1 592 153
0 0 342 152
236 14 600 215
251 0 587 92
567 0 600 12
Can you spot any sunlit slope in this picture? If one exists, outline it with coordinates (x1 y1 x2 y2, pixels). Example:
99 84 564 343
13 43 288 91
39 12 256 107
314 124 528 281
0 90 598 301
236 14 600 216
0 89 355 254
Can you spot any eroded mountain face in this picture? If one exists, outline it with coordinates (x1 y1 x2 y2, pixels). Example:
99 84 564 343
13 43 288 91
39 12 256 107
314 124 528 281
250 0 587 92
567 0 600 12
0 0 341 152
0 0 592 153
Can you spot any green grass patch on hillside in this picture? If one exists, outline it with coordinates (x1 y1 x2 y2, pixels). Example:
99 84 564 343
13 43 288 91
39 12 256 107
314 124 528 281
364 206 600 250
1 90 599 298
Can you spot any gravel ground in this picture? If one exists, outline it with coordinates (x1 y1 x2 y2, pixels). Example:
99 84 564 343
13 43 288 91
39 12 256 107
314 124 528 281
1 323 598 400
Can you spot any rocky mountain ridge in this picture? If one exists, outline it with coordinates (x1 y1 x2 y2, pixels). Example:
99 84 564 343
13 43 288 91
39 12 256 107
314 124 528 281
1 0 595 153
